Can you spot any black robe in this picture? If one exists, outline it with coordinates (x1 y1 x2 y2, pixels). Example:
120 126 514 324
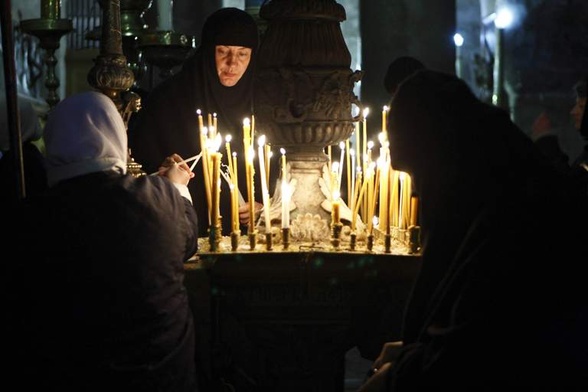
128 8 272 237
382 69 588 388
8 172 199 391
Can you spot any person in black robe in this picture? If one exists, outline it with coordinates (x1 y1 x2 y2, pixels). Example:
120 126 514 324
9 91 200 391
129 7 268 237
358 69 588 390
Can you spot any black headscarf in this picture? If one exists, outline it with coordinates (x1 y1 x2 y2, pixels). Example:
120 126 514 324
129 7 259 236
383 56 425 97
184 7 259 133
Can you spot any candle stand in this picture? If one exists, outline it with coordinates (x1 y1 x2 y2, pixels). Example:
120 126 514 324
20 18 73 109
139 31 196 80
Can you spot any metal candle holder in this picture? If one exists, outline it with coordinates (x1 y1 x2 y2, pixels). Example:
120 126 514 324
20 17 73 108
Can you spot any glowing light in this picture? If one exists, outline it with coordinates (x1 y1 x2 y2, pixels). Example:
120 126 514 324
494 7 513 29
453 33 464 47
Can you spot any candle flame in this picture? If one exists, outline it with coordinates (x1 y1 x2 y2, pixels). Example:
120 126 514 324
257 134 266 147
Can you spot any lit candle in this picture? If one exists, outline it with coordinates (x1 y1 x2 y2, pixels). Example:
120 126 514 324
402 173 412 229
247 148 255 232
196 109 204 132
281 180 290 229
390 170 400 227
367 164 380 234
231 152 240 232
352 163 375 232
410 193 419 227
41 0 60 20
382 105 388 132
210 152 222 229
354 120 361 179
242 118 255 233
345 138 351 205
225 134 233 180
332 191 341 225
338 141 345 189
157 0 173 31
351 169 362 231
207 113 214 138
257 135 271 233
362 107 369 172
378 158 389 229
280 148 287 180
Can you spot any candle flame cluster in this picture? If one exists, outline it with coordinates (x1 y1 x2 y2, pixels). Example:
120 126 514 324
328 105 418 236
197 110 223 230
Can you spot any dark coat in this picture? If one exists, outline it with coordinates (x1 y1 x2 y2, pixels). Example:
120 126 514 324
385 69 588 388
9 172 199 391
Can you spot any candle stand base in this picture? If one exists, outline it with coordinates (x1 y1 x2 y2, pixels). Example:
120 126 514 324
349 232 357 251
330 222 343 249
282 227 290 250
384 233 392 253
230 230 241 251
209 224 221 252
367 234 374 251
248 231 258 250
408 225 421 255
265 232 273 251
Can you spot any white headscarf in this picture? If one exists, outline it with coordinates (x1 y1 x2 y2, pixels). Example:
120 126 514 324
44 91 127 186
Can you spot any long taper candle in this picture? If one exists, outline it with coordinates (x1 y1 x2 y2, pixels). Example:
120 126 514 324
257 135 272 234
281 180 290 229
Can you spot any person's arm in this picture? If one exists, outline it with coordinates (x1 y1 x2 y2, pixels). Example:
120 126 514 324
159 153 199 255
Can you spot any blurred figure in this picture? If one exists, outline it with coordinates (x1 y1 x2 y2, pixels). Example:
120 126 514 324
9 91 200 391
129 7 264 236
0 94 47 206
531 75 588 193
359 70 588 390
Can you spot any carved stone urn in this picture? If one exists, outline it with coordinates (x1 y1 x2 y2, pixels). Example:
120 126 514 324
254 0 363 241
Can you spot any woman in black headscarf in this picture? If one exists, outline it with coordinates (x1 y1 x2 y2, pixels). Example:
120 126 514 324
129 7 260 236
359 69 588 390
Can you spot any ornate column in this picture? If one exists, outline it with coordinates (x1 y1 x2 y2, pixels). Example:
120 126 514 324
87 0 143 176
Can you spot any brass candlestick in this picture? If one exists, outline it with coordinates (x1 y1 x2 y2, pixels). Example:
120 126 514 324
384 233 392 253
330 222 343 249
349 232 357 251
230 230 241 251
20 18 73 108
366 233 374 251
248 231 258 250
265 232 273 251
282 227 290 250
209 221 221 252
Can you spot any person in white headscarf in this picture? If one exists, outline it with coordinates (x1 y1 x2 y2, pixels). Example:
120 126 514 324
8 91 201 391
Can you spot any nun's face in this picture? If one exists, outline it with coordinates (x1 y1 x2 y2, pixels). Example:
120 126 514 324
215 45 252 87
